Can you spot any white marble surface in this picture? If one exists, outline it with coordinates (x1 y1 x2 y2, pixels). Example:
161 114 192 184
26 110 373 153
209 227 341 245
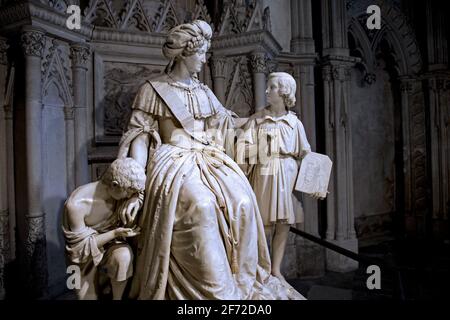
295 152 332 199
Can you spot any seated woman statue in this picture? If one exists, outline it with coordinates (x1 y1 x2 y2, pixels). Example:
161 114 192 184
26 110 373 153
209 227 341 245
118 20 305 300
63 158 145 300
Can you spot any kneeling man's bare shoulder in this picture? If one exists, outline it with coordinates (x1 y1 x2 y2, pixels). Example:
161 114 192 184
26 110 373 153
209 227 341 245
65 186 91 231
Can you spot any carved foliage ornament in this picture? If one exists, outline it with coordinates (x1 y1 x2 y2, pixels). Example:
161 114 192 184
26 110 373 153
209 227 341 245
0 210 10 295
364 73 376 85
428 78 450 93
0 38 8 65
42 40 73 104
24 215 48 295
0 211 10 264
120 0 152 32
225 56 253 116
25 216 45 258
400 80 413 93
40 0 69 13
70 44 90 68
21 31 45 57
399 78 428 214
193 0 212 25
332 67 340 81
152 0 180 33
64 107 75 120
84 0 119 28
267 60 278 74
84 0 212 33
217 0 268 36
322 66 332 82
322 65 352 82
250 52 267 73
211 56 227 78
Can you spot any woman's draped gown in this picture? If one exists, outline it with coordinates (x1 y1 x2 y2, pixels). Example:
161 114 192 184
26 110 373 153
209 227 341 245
122 74 304 300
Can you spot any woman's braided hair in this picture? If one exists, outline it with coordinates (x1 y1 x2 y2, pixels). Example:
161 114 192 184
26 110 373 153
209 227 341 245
162 20 212 60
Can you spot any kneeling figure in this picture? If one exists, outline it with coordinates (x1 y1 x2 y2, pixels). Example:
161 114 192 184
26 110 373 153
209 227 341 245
63 157 145 300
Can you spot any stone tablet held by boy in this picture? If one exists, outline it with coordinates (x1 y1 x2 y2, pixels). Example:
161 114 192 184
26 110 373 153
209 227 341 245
295 152 332 199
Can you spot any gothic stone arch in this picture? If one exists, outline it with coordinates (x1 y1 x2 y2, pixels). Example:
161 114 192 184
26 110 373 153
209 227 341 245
347 0 428 236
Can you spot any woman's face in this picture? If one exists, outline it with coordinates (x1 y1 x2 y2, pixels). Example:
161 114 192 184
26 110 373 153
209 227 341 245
181 42 208 74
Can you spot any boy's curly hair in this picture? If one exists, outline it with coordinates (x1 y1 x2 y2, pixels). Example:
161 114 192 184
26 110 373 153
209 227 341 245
268 72 297 108
101 158 146 193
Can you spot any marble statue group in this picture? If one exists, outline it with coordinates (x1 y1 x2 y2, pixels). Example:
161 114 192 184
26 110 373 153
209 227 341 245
63 20 330 300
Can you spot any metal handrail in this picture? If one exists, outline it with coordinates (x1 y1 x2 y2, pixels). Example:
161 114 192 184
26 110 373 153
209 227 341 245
289 227 384 267
289 226 406 300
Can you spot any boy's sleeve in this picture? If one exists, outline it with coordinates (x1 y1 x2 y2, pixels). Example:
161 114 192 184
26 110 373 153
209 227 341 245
296 120 312 158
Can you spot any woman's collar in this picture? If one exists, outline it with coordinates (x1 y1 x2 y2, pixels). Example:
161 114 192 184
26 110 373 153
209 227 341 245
165 72 201 90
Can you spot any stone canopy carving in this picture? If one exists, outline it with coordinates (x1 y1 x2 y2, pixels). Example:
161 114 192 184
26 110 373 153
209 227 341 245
83 0 211 33
0 37 8 65
69 44 90 69
21 29 45 57
250 52 268 74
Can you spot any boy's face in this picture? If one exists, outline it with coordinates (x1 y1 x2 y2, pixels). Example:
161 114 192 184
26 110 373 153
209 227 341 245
109 182 135 200
265 78 283 106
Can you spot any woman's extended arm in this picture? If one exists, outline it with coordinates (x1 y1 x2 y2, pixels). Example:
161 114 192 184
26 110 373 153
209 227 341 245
117 82 162 225
130 133 150 169
116 133 151 226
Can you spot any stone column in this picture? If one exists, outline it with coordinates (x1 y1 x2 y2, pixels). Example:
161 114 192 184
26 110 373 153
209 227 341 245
425 0 448 71
211 55 227 105
2 103 14 300
290 0 317 150
424 0 449 238
3 62 15 268
399 77 429 236
21 26 48 297
426 77 450 235
64 107 76 194
250 51 268 111
290 0 318 230
288 0 324 277
321 0 358 273
399 78 413 219
0 36 9 300
290 0 315 54
70 43 90 187
321 0 349 57
322 60 358 272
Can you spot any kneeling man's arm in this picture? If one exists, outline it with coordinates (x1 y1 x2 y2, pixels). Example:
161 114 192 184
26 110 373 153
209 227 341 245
66 201 140 249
